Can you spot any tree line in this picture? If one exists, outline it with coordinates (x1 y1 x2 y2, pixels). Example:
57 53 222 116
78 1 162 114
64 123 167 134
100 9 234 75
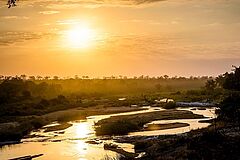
0 75 212 81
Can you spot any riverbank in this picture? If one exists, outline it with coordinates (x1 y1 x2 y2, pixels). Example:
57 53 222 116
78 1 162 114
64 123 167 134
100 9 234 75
109 121 240 160
134 123 240 160
144 122 190 131
95 109 205 136
0 106 225 160
0 106 146 146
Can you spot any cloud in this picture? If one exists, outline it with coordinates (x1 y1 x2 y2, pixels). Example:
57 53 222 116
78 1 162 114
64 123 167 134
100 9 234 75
0 32 52 46
39 11 60 15
15 0 167 9
94 34 240 61
95 0 167 5
0 31 240 62
128 0 167 5
48 0 167 5
1 16 29 20
56 19 82 25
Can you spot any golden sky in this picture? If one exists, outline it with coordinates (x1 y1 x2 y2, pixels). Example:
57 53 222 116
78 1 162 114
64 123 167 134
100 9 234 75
0 0 240 77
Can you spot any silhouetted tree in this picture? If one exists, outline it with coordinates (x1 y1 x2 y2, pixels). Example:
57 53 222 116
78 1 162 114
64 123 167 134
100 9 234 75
163 75 169 79
82 76 89 79
157 76 164 80
0 78 27 103
222 66 240 91
37 76 42 80
20 75 27 80
44 76 50 80
215 74 226 88
217 66 240 126
205 79 216 91
0 75 4 80
29 76 36 81
53 76 59 80
219 93 240 124
138 75 144 79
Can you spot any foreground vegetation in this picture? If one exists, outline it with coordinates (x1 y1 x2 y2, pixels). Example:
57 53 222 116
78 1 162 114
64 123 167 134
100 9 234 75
1 66 239 160
145 122 189 131
0 106 145 143
0 76 211 143
130 124 240 160
95 110 204 136
118 66 240 159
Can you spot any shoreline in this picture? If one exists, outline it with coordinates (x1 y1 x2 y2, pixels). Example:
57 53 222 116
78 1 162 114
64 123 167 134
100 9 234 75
0 106 146 147
95 109 205 136
144 122 190 131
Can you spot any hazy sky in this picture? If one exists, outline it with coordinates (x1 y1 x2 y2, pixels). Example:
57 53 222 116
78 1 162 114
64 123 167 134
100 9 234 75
0 0 239 77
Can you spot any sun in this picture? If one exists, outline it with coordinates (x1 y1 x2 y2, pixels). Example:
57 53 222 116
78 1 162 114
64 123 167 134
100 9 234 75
66 26 95 49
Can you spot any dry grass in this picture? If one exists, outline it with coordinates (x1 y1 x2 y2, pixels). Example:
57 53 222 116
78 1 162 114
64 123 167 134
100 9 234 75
95 110 204 136
145 122 189 131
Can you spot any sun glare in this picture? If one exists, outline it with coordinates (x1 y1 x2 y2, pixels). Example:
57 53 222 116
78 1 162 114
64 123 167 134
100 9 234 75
75 122 91 138
66 26 95 49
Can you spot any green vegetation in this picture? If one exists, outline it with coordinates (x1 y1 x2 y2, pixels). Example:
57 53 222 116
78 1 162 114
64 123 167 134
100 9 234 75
162 102 177 109
43 123 73 132
1 65 239 158
216 67 240 125
127 66 240 160
95 110 204 136
0 75 208 98
0 117 47 141
0 75 209 142
133 126 240 160
102 155 123 160
0 76 210 119
145 122 189 131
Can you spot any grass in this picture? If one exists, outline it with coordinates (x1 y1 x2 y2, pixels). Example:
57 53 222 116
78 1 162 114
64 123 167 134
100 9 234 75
145 122 189 131
0 117 47 142
95 110 204 136
43 123 73 132
133 123 240 160
162 102 177 109
0 106 145 143
102 155 123 160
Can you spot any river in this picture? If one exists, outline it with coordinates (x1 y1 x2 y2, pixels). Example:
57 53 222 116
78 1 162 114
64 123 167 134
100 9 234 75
0 107 216 160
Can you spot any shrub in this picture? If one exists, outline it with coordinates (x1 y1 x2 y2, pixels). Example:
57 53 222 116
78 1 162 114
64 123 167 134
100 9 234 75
163 102 176 109
95 120 139 136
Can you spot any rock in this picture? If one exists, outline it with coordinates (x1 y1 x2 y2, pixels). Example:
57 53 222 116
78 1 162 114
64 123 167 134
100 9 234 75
85 140 102 145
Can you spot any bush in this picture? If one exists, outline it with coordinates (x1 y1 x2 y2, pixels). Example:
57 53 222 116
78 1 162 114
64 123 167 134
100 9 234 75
163 102 176 109
134 141 153 151
219 92 240 123
95 120 139 136
30 117 47 129
57 112 86 122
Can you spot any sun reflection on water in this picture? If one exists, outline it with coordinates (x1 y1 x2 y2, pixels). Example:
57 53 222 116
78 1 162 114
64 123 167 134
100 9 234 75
75 122 92 139
75 140 88 155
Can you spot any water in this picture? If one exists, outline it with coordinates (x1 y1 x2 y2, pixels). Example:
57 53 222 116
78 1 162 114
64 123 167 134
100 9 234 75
0 107 216 160
129 107 216 136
